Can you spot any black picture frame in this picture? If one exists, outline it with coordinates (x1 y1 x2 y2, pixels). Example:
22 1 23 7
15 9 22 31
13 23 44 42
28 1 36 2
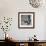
18 12 35 29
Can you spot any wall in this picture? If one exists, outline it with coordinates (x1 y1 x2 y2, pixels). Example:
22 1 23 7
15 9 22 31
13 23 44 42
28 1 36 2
0 0 46 40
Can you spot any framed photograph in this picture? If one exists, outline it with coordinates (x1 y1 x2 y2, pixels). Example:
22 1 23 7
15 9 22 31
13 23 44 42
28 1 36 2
18 12 35 29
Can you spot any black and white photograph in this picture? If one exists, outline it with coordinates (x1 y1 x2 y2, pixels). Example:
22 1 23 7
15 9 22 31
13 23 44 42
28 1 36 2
18 12 35 29
21 15 31 25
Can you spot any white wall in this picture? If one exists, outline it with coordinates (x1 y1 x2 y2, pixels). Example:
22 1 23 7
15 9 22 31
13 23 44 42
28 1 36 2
0 0 46 40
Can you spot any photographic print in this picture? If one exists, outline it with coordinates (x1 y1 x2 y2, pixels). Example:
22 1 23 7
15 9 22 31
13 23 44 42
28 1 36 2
18 12 35 29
